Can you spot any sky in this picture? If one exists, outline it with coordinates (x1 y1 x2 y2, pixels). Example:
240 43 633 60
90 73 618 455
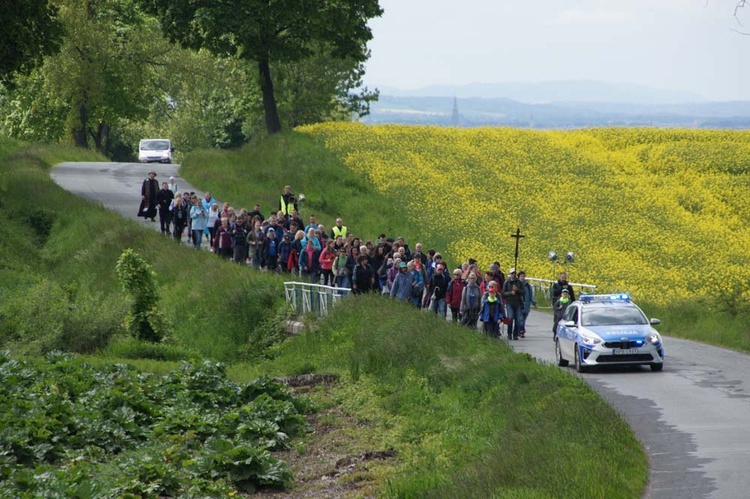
364 0 750 101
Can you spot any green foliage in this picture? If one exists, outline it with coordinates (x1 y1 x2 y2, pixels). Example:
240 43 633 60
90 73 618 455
0 353 310 496
116 248 171 343
104 336 198 362
257 295 648 497
0 0 63 84
0 278 125 356
142 0 383 133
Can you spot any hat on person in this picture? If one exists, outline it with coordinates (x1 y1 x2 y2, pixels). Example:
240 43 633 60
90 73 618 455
399 262 407 268
148 171 157 176
561 288 570 294
489 264 498 271
268 228 275 234
509 268 516 274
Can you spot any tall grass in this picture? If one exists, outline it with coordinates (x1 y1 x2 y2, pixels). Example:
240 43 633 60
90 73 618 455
247 295 647 497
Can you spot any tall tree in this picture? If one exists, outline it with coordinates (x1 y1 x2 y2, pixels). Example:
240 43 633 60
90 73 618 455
140 0 383 134
0 0 63 84
37 0 176 151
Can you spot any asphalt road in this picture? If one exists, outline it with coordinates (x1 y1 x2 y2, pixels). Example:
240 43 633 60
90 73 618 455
51 161 202 227
51 162 750 499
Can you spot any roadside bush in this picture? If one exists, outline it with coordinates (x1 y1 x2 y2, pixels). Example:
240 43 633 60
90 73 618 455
116 248 172 343
0 278 125 355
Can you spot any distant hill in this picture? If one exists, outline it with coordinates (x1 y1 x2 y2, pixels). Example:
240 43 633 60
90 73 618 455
363 94 750 130
375 80 708 105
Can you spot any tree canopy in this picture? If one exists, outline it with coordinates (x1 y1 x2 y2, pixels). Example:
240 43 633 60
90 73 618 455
140 0 383 134
0 0 63 84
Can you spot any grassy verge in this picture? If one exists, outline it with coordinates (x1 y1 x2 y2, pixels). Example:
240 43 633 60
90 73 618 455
240 295 647 497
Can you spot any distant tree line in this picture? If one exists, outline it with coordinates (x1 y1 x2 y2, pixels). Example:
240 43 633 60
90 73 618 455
0 0 381 160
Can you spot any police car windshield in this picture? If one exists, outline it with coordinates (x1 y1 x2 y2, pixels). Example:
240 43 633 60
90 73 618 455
582 306 648 327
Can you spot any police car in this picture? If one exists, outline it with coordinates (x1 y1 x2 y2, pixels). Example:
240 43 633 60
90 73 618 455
555 294 664 372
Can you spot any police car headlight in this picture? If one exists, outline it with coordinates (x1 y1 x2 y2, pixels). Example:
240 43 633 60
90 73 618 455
646 332 662 345
580 333 602 346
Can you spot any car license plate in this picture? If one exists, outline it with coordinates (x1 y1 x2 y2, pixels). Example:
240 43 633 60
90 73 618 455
613 348 639 355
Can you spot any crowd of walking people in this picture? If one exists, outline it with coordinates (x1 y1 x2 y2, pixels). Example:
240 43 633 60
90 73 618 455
139 176 577 340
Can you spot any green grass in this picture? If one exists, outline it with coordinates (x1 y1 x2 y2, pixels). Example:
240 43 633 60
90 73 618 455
246 295 647 498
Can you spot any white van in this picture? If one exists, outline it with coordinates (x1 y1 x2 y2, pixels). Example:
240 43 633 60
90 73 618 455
138 139 174 163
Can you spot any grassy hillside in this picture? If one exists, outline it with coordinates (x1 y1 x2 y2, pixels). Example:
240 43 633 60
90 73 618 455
180 126 750 351
242 295 647 497
0 136 651 496
0 136 289 362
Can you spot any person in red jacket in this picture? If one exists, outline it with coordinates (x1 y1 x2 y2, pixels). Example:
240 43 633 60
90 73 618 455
213 217 233 259
445 268 467 323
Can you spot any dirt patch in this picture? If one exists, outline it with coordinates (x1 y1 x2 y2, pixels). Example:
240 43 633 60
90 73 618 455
254 384 398 498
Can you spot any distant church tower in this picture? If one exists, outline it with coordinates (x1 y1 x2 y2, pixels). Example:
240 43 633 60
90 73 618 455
451 97 460 127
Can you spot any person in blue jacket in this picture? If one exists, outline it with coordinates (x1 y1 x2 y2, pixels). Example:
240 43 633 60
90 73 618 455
389 262 412 301
479 281 505 339
299 239 321 283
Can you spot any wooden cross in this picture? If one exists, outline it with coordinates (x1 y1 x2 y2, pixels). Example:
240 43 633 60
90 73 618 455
510 228 525 273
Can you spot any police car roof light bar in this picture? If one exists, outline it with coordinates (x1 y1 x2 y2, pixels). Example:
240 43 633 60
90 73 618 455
579 293 630 303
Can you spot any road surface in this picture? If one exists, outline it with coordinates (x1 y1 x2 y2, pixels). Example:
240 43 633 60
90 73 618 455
52 162 750 499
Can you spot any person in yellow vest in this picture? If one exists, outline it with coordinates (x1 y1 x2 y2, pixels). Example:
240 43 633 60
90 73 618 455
331 218 348 240
279 185 297 222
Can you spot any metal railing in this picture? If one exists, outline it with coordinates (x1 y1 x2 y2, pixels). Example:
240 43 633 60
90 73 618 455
526 277 597 302
283 282 351 317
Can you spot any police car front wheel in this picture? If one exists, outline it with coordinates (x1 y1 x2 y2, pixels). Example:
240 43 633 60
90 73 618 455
556 339 569 367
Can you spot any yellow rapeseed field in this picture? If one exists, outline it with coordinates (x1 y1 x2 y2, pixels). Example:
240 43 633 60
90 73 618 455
299 123 750 305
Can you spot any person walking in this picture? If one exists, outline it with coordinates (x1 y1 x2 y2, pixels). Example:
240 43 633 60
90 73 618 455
518 271 537 336
138 171 159 222
446 268 466 322
279 185 298 223
389 262 412 302
333 247 350 288
189 195 208 249
232 215 250 264
213 217 233 259
460 272 482 328
262 228 280 271
170 194 187 242
299 239 320 283
247 220 265 269
352 255 375 294
319 240 336 286
155 182 174 234
553 288 572 341
502 268 524 340
406 260 424 308
428 264 450 318
479 281 504 338
551 272 576 333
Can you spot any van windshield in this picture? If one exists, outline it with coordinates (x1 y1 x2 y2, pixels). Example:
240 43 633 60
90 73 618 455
141 140 170 151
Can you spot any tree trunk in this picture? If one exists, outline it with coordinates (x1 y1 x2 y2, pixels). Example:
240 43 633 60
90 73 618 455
72 97 88 148
258 58 281 134
93 121 110 157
